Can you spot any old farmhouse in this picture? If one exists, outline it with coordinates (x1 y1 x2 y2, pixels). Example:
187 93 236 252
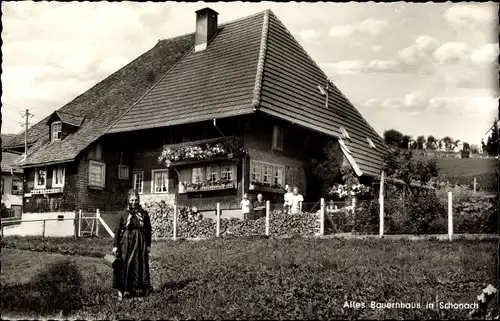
5 8 389 214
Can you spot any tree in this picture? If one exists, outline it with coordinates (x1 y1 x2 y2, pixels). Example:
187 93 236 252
442 136 454 150
416 135 426 150
383 129 404 147
427 135 437 150
383 150 439 193
313 141 343 193
401 135 412 149
463 142 470 152
485 120 499 156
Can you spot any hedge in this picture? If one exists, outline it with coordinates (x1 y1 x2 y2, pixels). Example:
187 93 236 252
323 194 497 235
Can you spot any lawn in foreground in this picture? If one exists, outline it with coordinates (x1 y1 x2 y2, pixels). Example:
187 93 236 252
1 238 498 320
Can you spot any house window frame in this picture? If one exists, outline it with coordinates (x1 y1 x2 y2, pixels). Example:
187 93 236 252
88 160 106 188
118 164 129 180
88 143 103 161
52 165 65 188
272 126 284 151
152 169 169 194
206 164 219 182
220 163 236 181
51 121 62 141
192 167 205 184
250 162 262 183
133 171 144 194
273 165 285 187
34 167 47 189
262 164 272 185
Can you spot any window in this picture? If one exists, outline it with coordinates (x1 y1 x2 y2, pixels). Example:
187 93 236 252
251 162 262 182
273 166 284 186
88 144 103 161
51 121 62 141
272 126 284 150
152 170 169 193
133 171 144 194
35 167 47 189
118 165 129 180
285 165 299 187
11 180 23 195
340 127 350 140
206 165 219 182
262 164 272 185
192 167 205 184
89 161 106 188
367 137 376 149
220 164 235 181
52 165 65 188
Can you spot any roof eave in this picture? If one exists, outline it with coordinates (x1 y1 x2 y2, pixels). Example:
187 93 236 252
18 158 75 169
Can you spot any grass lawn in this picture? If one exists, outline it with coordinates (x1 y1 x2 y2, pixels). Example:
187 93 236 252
1 238 498 320
437 158 497 177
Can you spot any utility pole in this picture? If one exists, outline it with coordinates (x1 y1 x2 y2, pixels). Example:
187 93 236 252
20 109 34 157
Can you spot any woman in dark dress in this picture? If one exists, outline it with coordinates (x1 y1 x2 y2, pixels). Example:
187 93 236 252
112 189 152 300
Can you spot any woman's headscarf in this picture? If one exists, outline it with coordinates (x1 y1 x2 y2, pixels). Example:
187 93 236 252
126 189 143 227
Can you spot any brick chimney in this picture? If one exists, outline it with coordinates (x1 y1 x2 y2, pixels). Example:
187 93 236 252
195 8 219 52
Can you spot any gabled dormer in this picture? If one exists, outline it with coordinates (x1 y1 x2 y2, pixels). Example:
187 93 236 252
46 111 84 142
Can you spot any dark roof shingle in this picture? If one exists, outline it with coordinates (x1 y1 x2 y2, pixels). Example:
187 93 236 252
1 134 17 147
1 151 23 173
256 12 389 177
12 9 389 177
48 111 85 127
15 33 195 167
108 11 266 133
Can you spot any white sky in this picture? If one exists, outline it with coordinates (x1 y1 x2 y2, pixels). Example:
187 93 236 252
1 1 498 146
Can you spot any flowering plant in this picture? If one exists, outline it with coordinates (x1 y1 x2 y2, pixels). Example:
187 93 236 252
158 143 226 163
182 178 236 191
249 181 284 190
158 137 245 165
328 183 372 198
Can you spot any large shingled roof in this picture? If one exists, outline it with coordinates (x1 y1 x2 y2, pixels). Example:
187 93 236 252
10 9 389 177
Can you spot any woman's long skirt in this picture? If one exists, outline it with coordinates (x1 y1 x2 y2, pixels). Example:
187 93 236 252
113 229 151 293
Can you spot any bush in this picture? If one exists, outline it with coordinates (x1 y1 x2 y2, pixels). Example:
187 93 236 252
406 194 447 234
454 196 498 233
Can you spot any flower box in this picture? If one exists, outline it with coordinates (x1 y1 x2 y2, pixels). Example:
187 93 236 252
185 182 237 193
248 183 284 194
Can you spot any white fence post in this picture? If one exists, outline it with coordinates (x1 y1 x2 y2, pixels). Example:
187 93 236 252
265 200 270 236
379 194 384 238
352 197 356 209
473 177 477 194
78 210 82 237
379 170 385 238
216 203 220 238
95 209 100 237
42 219 46 237
320 198 325 236
448 192 453 241
173 204 177 241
